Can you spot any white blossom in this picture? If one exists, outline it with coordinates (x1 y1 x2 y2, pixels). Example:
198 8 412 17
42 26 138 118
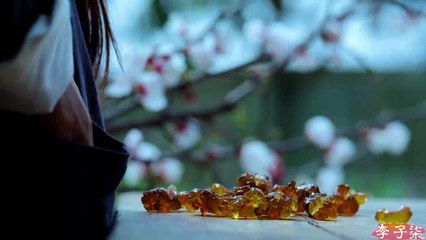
213 21 235 54
366 128 389 154
147 45 187 88
243 19 267 46
161 53 187 87
135 142 161 161
123 161 146 186
165 13 189 39
384 121 411 155
325 137 356 167
151 158 184 184
124 129 144 154
304 115 336 149
173 119 201 150
239 140 280 179
105 75 133 98
288 53 320 73
316 166 345 195
133 72 168 112
367 121 411 155
188 34 216 72
265 22 303 63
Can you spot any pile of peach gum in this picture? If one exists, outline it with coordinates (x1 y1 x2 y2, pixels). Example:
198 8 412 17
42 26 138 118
141 173 367 221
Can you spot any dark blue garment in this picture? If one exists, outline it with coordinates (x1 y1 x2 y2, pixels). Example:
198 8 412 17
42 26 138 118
69 2 128 239
70 0 105 129
0 1 129 239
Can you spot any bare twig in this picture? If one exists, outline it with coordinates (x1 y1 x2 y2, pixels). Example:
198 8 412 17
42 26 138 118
103 55 267 123
103 97 139 121
107 79 260 133
170 55 267 92
337 45 375 76
384 0 426 17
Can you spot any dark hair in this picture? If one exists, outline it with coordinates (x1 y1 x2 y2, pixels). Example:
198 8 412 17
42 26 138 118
1 0 54 61
75 0 118 79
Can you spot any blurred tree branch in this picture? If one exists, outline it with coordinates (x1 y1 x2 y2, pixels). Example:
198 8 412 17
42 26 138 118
107 0 426 164
337 45 375 76
108 79 259 133
273 100 426 152
105 0 363 131
112 0 426 189
102 55 267 122
163 100 426 162
103 0 255 122
384 0 426 17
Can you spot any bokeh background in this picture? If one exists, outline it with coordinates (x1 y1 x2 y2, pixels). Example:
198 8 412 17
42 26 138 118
102 0 426 198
